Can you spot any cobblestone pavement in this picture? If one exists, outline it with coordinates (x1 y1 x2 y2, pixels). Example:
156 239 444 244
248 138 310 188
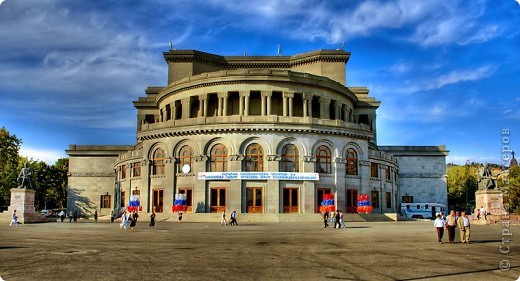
0 220 518 281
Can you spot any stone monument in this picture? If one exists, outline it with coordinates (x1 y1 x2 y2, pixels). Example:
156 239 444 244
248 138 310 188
474 164 506 219
7 164 49 223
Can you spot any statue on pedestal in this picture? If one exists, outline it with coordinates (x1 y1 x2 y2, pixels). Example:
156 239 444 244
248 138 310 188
17 163 33 189
477 164 496 190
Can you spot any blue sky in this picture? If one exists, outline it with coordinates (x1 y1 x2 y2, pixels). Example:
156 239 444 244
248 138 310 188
0 0 519 165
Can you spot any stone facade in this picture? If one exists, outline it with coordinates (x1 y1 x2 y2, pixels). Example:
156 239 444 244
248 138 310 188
66 49 448 219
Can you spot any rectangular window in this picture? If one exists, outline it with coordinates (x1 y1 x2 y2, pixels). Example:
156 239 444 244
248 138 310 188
133 162 141 177
100 195 111 208
385 167 390 180
371 191 379 208
371 163 379 178
402 196 413 203
132 189 140 196
386 192 391 209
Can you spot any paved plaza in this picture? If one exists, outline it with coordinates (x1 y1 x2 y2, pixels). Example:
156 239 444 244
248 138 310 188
0 220 518 281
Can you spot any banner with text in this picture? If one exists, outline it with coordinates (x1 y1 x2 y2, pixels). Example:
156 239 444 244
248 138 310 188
198 172 319 181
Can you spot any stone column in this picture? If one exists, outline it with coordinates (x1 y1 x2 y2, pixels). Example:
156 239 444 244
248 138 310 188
333 101 341 120
194 156 208 213
266 91 273 115
261 94 266 116
199 94 207 117
181 97 190 119
218 92 228 116
171 103 176 120
239 91 246 116
319 97 331 119
283 92 294 117
243 92 250 116
282 94 288 116
303 93 313 117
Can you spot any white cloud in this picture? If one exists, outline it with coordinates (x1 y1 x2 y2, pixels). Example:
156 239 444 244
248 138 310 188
19 147 67 164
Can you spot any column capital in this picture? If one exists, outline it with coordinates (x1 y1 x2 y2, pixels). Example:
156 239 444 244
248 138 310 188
319 96 331 104
218 92 229 98
303 93 313 101
239 91 250 97
198 94 208 100
283 91 294 98
261 91 272 97
181 97 190 103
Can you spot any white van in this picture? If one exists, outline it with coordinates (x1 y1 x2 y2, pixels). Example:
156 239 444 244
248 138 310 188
400 203 445 219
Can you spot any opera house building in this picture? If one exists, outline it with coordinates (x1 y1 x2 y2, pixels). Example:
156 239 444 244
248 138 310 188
66 49 448 220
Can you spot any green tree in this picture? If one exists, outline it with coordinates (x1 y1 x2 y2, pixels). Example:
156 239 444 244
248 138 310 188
447 164 478 210
505 166 520 213
0 127 22 208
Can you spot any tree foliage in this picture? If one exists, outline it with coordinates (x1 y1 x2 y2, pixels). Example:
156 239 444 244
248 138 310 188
0 127 22 208
505 166 520 214
0 127 68 210
446 164 478 210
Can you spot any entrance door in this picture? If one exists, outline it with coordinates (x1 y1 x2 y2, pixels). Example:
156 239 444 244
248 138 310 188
283 188 299 213
153 189 164 213
210 188 226 213
246 187 263 213
178 188 193 212
316 188 331 213
346 189 358 213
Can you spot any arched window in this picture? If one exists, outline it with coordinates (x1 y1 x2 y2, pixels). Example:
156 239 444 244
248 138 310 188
281 144 299 172
152 148 165 175
346 148 358 175
179 145 193 173
210 144 228 172
245 143 264 172
316 145 331 174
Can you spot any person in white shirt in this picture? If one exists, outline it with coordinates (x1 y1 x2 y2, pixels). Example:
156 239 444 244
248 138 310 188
221 211 227 226
120 211 128 229
10 210 18 227
457 211 470 243
433 213 445 243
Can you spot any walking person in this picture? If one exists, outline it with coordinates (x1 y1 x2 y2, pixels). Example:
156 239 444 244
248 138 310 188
149 211 156 227
230 210 238 226
433 213 445 243
73 209 78 222
457 211 470 244
110 211 115 223
9 210 18 227
323 211 329 228
445 210 457 244
221 211 227 226
334 210 341 229
94 210 98 223
69 210 74 223
129 211 138 229
178 211 183 223
120 211 128 229
339 210 346 228
59 210 65 222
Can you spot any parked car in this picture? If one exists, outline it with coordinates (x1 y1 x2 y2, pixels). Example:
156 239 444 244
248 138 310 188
40 209 52 217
